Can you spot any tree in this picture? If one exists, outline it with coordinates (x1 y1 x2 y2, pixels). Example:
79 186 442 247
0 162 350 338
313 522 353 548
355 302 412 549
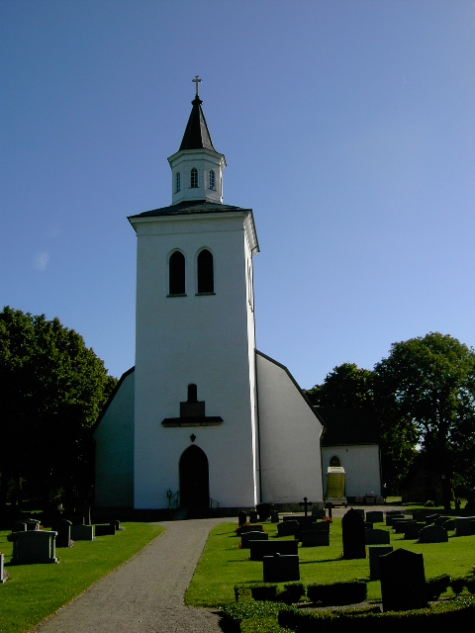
306 363 417 494
374 332 475 511
0 307 117 515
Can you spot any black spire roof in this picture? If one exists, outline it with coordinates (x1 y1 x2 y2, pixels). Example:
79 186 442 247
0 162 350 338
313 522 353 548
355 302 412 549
179 96 216 151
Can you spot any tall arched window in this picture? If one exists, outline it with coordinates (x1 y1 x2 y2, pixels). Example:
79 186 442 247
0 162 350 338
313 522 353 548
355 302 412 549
190 167 198 188
330 455 341 467
197 249 214 294
209 170 215 190
175 172 181 193
169 251 185 295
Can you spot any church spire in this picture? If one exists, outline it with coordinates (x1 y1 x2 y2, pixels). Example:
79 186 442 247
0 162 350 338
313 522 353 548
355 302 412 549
167 78 226 205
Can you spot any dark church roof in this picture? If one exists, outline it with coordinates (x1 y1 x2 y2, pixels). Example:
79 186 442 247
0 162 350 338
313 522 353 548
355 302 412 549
129 199 252 219
179 96 216 152
317 406 379 446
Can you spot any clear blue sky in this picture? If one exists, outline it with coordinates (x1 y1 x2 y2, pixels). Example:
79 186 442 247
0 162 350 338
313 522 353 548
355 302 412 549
2 0 474 389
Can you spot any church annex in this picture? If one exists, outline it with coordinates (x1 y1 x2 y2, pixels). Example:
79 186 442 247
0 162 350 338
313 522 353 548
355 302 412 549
94 81 323 514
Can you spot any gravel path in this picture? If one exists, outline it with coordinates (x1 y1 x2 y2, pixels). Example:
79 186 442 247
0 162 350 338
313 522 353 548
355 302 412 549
32 518 230 633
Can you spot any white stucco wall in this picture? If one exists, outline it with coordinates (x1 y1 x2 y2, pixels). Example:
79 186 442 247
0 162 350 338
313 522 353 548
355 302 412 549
130 210 260 509
321 445 381 498
94 369 135 508
256 352 324 504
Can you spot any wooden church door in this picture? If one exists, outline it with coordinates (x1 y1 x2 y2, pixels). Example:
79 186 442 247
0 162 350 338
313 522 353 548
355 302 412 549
179 445 209 509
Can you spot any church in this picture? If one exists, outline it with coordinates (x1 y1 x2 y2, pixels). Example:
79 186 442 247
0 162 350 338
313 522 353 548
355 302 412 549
94 80 324 515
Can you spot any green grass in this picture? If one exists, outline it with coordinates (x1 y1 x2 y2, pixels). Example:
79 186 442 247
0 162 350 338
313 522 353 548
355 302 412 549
0 522 164 633
185 519 475 608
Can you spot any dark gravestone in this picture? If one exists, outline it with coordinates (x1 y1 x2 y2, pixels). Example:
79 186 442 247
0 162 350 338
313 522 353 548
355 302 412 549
426 513 440 525
56 520 72 548
365 528 390 545
115 520 125 531
241 531 268 548
7 530 59 564
71 524 94 541
300 531 330 547
249 539 298 561
342 508 366 559
366 511 384 523
277 521 299 537
239 524 263 534
393 520 417 534
25 519 41 531
311 508 325 519
418 524 448 543
403 523 424 540
455 517 474 536
379 548 427 611
263 553 300 582
442 518 456 531
95 522 116 536
368 545 393 580
434 515 451 526
270 509 279 523
385 513 405 526
250 510 258 523
14 521 27 532
310 521 330 532
238 511 247 526
364 522 373 530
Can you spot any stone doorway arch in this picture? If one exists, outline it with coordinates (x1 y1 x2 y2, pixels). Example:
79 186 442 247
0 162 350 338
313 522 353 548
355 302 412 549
179 445 209 509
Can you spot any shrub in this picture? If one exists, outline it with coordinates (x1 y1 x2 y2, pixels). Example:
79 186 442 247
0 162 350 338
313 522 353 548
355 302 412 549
251 584 278 602
450 576 466 595
306 580 367 606
223 601 282 628
278 582 306 605
235 584 253 603
426 574 450 600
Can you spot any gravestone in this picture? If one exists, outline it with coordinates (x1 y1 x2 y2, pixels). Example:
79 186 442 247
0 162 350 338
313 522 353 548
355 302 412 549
238 511 247 526
94 522 116 536
385 513 405 526
365 528 390 545
239 524 263 534
263 553 300 582
270 509 279 523
25 519 41 531
393 519 417 534
114 520 125 531
310 521 330 532
250 510 258 523
241 531 268 548
442 518 456 531
299 496 312 516
418 524 448 543
7 530 59 564
368 545 393 580
379 548 427 611
455 517 475 536
71 524 94 541
14 521 27 532
300 531 330 547
311 508 325 519
249 540 298 561
277 521 299 537
403 523 424 540
426 513 440 525
342 508 366 559
366 511 384 523
434 515 451 526
56 520 73 548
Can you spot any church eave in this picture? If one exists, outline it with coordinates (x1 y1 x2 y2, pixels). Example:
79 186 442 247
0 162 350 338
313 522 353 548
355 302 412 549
128 200 253 220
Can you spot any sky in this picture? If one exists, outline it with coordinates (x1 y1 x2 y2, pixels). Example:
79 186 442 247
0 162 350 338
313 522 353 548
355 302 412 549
1 0 475 390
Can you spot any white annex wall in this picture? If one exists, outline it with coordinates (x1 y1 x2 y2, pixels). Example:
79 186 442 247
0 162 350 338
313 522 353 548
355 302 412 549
131 211 259 509
321 445 381 498
94 369 135 508
256 352 324 504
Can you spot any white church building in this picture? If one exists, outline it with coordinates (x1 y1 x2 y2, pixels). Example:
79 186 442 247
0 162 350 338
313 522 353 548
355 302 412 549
94 82 324 515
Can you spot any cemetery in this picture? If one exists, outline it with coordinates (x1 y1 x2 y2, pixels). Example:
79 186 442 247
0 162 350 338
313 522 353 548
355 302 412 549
186 506 475 631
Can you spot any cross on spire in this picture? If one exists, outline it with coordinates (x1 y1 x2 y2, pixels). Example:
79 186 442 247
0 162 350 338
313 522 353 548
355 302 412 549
192 75 202 96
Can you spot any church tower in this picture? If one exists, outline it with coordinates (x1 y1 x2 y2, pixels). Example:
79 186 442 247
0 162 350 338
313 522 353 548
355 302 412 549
128 79 260 511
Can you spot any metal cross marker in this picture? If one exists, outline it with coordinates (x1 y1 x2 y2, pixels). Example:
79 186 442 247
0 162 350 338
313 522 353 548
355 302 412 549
299 496 313 517
192 75 202 96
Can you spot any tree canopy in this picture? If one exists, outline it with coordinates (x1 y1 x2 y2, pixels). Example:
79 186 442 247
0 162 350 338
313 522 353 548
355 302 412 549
374 332 475 510
0 306 117 515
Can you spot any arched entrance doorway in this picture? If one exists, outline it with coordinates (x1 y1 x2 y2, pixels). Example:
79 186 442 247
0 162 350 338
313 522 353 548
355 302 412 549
179 445 209 509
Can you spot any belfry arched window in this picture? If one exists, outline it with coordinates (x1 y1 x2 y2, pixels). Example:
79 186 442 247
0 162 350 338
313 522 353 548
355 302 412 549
209 170 215 190
190 167 198 188
169 251 185 295
197 249 214 294
330 455 341 467
175 172 181 193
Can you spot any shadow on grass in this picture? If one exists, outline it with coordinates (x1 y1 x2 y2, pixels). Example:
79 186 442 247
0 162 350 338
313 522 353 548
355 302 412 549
300 557 345 564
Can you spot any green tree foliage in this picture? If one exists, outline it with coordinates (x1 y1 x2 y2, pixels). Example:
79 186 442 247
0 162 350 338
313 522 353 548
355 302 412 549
0 306 117 513
374 332 475 511
306 363 374 408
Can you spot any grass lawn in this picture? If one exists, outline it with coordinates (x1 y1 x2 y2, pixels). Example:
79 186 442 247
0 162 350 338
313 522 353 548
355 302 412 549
185 519 475 608
0 522 164 633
